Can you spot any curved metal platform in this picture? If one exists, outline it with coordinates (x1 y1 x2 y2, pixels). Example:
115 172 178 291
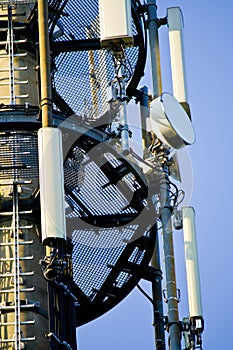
0 109 158 327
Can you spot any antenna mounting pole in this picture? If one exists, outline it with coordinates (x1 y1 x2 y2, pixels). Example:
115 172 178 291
38 0 53 127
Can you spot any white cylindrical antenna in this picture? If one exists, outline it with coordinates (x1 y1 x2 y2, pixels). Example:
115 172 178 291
167 7 188 104
182 206 203 317
38 127 67 246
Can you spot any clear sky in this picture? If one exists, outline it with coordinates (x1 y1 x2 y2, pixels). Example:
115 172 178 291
77 1 233 349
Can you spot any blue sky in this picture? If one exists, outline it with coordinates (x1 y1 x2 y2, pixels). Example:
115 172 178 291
77 1 233 349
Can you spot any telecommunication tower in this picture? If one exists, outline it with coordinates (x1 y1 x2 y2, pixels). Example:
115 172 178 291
0 1 204 350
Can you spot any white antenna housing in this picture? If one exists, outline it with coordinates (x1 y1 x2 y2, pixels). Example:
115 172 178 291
99 0 133 48
182 206 203 317
167 7 187 103
38 128 67 246
150 93 195 149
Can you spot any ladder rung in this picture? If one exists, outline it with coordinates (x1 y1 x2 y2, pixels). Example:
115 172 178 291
0 53 27 58
1 287 35 293
13 53 27 57
0 320 35 326
0 180 32 186
0 67 28 73
0 151 31 155
0 81 28 85
20 240 34 245
1 225 33 230
14 66 28 71
0 210 33 215
16 81 29 85
20 210 33 214
13 26 27 31
15 94 29 98
0 92 28 96
21 271 34 276
22 336 36 341
0 225 33 230
0 304 35 311
0 271 34 278
0 256 34 261
21 304 36 309
0 39 26 45
0 241 34 246
21 320 35 325
1 336 35 342
0 164 30 169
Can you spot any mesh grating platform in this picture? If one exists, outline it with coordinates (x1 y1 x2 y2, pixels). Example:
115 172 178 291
0 115 157 326
0 0 152 327
62 122 156 325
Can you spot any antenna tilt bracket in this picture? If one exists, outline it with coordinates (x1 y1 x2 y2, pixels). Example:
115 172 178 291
40 249 67 282
183 316 204 349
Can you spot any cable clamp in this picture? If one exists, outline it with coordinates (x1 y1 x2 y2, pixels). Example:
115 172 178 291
39 97 53 109
115 124 132 138
162 288 181 303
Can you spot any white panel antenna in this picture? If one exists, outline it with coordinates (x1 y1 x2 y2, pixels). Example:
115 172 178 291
182 206 203 318
99 0 133 49
38 127 67 246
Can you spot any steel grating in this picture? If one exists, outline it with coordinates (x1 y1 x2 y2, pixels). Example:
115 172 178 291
0 113 156 326
0 0 151 326
62 126 156 325
0 131 39 180
71 225 146 298
51 0 145 117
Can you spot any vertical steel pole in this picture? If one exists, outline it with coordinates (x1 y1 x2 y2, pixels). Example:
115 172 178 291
147 1 181 348
160 167 181 350
139 85 165 349
146 2 166 349
147 0 162 99
151 230 166 350
38 0 53 127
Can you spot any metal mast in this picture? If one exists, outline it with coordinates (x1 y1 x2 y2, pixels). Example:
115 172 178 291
147 1 181 349
38 0 53 127
146 2 167 349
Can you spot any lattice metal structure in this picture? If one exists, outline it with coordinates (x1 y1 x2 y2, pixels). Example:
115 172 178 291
0 0 155 350
0 1 156 349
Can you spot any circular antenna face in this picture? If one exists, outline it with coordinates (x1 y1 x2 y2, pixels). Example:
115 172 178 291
150 93 195 149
